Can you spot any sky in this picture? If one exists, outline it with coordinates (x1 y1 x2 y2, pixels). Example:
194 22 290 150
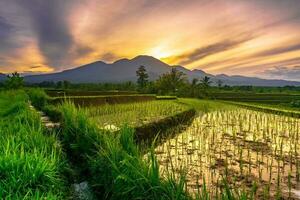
0 0 300 81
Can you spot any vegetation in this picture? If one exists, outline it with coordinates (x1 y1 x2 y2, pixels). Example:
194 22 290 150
2 86 300 199
4 72 24 89
156 68 187 95
0 90 67 199
59 102 191 199
86 100 189 128
136 65 149 91
155 107 300 199
226 101 300 118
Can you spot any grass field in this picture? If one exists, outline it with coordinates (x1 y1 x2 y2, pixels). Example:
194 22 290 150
0 90 67 199
3 88 300 199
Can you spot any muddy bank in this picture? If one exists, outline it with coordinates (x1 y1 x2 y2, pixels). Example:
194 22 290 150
135 108 196 145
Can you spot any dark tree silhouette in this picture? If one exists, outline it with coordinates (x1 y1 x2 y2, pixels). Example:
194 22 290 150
5 72 24 89
156 68 187 94
136 65 149 90
200 76 212 89
190 78 199 97
217 79 223 88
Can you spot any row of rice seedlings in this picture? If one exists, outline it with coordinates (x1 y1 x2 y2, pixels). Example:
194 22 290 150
86 100 189 128
0 90 67 199
154 109 300 199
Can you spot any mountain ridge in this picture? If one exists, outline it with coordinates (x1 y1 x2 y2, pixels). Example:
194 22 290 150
8 55 300 86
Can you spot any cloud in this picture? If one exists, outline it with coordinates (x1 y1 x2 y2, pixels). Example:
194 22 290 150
100 53 119 63
254 43 300 58
165 35 254 66
264 66 300 81
0 16 21 53
17 0 81 68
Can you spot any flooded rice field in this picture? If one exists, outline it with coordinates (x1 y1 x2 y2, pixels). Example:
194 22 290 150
155 109 300 199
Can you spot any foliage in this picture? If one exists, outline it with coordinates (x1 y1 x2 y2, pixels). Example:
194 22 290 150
0 90 67 199
4 72 24 89
136 65 149 90
87 100 189 127
200 76 212 89
290 100 300 108
59 102 191 199
156 68 188 95
27 88 49 109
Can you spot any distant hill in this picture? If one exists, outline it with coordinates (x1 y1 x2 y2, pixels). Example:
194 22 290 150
0 73 6 82
20 55 300 86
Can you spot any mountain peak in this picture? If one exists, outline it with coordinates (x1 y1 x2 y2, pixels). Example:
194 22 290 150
132 55 161 62
113 58 130 64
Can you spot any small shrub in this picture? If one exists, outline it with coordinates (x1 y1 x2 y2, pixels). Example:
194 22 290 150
27 88 49 109
290 100 300 108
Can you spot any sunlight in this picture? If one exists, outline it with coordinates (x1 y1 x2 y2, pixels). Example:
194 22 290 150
148 46 174 59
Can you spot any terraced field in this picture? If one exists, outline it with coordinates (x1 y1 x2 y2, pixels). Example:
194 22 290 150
2 89 300 199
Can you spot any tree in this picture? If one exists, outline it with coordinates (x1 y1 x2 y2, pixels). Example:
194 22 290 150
156 68 187 94
200 76 212 89
5 72 24 89
136 65 149 90
217 79 223 88
190 78 199 97
63 80 71 89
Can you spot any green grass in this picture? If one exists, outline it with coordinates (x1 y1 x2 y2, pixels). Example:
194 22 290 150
86 100 190 128
60 102 191 199
0 90 67 199
59 100 254 199
179 98 237 113
226 101 300 118
211 92 300 104
19 89 264 200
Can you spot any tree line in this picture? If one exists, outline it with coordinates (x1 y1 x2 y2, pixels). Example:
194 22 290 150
2 69 300 96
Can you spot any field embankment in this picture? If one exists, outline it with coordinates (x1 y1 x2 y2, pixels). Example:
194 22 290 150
211 92 300 104
226 101 300 118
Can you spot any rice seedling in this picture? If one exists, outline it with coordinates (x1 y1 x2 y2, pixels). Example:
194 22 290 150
59 102 192 199
86 100 190 128
154 108 300 199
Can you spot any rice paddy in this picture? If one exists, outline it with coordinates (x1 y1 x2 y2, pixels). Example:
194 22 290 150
154 109 300 199
86 100 190 129
2 89 300 199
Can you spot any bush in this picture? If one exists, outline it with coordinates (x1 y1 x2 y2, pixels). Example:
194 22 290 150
27 88 49 109
290 100 300 108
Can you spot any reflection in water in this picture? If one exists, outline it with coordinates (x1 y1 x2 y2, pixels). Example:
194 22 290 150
154 109 300 198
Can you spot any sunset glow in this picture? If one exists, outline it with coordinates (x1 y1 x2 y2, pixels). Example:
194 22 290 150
0 0 300 80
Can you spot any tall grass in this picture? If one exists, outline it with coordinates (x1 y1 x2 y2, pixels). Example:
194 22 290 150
0 90 67 199
60 102 191 199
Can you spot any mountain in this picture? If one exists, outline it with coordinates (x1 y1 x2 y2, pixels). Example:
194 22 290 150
24 55 300 86
0 73 6 82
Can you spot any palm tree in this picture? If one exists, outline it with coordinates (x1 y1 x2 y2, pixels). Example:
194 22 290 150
200 76 212 89
190 78 199 97
217 79 223 88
